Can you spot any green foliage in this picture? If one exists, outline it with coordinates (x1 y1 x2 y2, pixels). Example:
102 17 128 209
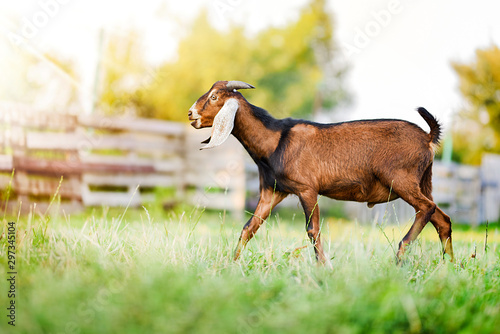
451 45 500 164
99 0 348 121
98 31 149 115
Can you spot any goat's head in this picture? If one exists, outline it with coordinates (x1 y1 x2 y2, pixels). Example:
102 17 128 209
188 80 254 149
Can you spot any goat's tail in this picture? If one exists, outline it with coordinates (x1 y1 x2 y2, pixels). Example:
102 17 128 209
417 107 441 145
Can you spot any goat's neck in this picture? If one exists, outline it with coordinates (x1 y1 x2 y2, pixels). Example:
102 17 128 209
232 103 281 160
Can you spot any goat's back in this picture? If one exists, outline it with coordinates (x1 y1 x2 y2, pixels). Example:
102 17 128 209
287 118 433 156
278 119 435 191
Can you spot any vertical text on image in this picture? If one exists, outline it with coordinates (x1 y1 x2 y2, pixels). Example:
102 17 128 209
6 221 17 327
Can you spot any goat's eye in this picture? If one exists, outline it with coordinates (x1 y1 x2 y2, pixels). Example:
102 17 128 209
211 95 217 100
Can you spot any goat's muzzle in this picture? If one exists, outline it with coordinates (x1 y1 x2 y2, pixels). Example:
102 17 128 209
188 111 201 128
189 117 201 128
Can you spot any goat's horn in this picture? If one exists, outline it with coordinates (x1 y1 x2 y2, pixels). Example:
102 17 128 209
226 81 255 90
200 98 239 150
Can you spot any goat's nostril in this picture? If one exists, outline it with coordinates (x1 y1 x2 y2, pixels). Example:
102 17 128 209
188 111 192 117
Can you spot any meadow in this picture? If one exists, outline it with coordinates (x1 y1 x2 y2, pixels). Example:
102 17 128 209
0 201 499 334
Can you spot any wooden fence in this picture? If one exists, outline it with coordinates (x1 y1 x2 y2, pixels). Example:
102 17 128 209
184 127 246 219
0 103 245 217
0 103 499 224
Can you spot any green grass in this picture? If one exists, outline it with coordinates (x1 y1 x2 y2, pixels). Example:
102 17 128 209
0 205 499 334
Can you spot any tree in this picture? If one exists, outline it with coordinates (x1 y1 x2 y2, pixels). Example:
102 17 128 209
97 30 149 116
113 0 349 122
451 45 500 164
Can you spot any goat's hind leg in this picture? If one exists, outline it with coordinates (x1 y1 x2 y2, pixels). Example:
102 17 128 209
430 206 454 261
233 187 286 260
390 178 436 263
420 169 454 261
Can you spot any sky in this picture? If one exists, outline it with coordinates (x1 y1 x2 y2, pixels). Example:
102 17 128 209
1 0 500 132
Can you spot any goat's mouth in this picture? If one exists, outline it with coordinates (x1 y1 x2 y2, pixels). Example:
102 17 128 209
190 119 201 128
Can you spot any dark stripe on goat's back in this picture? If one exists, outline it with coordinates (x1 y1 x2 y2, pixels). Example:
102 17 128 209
250 103 428 135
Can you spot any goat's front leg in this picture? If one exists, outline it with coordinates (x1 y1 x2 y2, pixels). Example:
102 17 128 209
299 190 329 264
233 187 286 260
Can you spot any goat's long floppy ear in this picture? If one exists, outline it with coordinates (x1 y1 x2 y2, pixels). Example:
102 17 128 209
200 98 239 150
226 81 255 90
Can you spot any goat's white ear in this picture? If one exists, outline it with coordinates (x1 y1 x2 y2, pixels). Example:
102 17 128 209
200 98 239 150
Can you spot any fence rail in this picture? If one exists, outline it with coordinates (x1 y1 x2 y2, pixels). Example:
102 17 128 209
0 105 245 217
0 103 499 224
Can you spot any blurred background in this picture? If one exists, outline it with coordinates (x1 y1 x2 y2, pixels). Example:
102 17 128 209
1 0 499 224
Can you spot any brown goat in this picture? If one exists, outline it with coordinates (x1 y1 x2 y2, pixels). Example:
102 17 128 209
188 80 454 264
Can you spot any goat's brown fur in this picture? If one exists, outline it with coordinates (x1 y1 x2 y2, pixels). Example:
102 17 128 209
188 81 454 264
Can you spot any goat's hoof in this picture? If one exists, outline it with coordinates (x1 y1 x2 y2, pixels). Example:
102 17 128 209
443 253 454 262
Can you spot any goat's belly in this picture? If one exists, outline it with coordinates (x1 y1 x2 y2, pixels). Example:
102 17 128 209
320 180 399 204
319 180 367 202
365 182 399 206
